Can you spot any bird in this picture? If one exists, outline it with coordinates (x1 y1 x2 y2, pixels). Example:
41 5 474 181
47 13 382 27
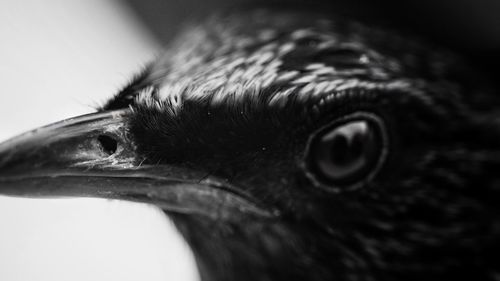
0 6 499 281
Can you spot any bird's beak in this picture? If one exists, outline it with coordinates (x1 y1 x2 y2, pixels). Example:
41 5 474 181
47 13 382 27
0 109 275 219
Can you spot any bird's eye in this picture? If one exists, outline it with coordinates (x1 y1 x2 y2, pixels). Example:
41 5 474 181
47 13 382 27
305 112 387 190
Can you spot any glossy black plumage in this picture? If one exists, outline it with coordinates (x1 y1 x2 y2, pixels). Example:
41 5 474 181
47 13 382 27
1 7 500 281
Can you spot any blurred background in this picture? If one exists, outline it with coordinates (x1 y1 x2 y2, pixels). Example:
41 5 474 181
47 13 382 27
0 1 195 281
0 0 498 280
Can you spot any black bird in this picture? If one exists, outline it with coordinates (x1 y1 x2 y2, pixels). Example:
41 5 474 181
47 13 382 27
0 7 499 281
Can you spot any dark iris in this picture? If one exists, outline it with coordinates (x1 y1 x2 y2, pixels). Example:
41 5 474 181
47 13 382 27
309 116 385 186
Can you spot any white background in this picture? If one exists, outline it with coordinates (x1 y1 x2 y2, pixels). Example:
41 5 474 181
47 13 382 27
0 1 198 280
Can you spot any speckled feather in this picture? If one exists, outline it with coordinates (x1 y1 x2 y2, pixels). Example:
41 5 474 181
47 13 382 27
107 10 469 111
104 9 500 281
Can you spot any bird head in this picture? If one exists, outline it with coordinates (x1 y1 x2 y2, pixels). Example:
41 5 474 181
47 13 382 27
0 9 499 281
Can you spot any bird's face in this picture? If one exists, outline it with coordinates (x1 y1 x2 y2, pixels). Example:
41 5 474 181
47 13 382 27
1 9 499 281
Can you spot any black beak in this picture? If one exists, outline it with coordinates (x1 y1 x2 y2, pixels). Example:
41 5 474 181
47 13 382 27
0 109 276 220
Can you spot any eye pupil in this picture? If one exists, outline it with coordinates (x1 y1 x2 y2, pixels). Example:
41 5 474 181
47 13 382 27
351 133 365 156
330 131 369 166
330 135 347 163
307 113 386 188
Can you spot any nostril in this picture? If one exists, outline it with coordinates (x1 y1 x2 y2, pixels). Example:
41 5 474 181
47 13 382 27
97 135 117 155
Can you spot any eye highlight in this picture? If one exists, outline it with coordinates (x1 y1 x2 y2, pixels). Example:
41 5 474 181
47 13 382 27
305 112 388 190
